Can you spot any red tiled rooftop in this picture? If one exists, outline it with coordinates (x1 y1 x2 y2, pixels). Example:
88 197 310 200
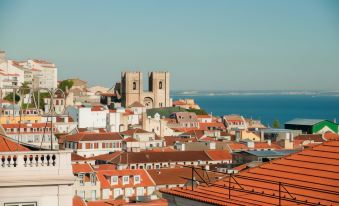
323 132 339 141
205 150 232 161
86 199 126 206
73 196 86 206
0 134 30 152
228 142 249 150
294 134 324 142
161 141 339 206
199 122 226 130
64 132 122 142
72 163 94 174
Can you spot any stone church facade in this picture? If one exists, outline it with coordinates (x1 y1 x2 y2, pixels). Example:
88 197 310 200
121 71 171 109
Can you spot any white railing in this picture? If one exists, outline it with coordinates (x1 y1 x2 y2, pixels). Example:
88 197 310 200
0 150 72 174
1 152 57 168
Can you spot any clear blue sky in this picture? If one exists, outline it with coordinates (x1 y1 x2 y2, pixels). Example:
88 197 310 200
0 0 338 90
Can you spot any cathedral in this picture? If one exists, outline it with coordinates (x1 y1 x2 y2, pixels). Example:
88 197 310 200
121 71 171 109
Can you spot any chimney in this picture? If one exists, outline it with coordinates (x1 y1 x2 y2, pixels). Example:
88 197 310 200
205 164 210 171
247 141 254 149
267 139 271 146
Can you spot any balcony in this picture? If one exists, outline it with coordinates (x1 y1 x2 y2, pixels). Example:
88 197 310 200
0 150 75 187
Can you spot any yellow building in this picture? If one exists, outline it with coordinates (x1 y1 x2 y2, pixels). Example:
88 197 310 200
0 115 42 124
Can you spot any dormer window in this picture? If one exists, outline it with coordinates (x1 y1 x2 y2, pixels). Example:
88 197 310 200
123 176 129 185
111 176 118 185
134 175 140 184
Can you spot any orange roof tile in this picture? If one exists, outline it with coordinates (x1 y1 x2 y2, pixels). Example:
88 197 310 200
323 132 339 141
64 132 122 142
161 141 339 206
97 169 155 188
205 150 232 161
0 134 30 152
87 199 126 206
228 142 248 150
199 122 226 130
73 196 86 206
72 163 94 173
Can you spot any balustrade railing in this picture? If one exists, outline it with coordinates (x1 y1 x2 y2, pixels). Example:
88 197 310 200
0 151 68 169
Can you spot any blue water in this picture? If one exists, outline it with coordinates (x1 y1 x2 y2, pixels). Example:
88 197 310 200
171 95 339 126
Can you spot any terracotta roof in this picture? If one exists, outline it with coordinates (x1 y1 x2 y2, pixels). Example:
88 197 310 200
110 151 213 164
128 101 144 108
73 196 86 206
91 106 105 112
0 134 30 152
100 92 116 97
228 142 249 151
294 134 325 142
71 153 88 161
147 167 226 186
323 132 339 141
93 164 116 171
121 129 151 136
86 199 126 206
32 59 53 64
164 136 197 147
171 127 200 132
123 137 138 142
121 198 168 206
147 147 176 152
97 169 155 189
72 163 94 174
199 122 226 130
172 101 186 106
2 123 53 128
88 151 124 162
180 130 205 139
254 142 282 150
161 141 339 206
205 150 232 161
64 132 122 142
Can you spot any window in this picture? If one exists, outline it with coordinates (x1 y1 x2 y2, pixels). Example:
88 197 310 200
133 82 137 90
159 81 163 89
111 176 118 185
134 175 140 184
90 173 96 186
79 173 84 186
136 187 144 196
78 190 85 199
91 190 96 200
123 176 129 184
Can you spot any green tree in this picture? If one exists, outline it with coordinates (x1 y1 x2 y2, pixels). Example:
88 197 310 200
4 92 20 103
186 108 208 115
273 119 280 128
18 82 30 95
58 80 74 93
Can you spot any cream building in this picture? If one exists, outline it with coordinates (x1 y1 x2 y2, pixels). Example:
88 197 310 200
0 150 75 206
